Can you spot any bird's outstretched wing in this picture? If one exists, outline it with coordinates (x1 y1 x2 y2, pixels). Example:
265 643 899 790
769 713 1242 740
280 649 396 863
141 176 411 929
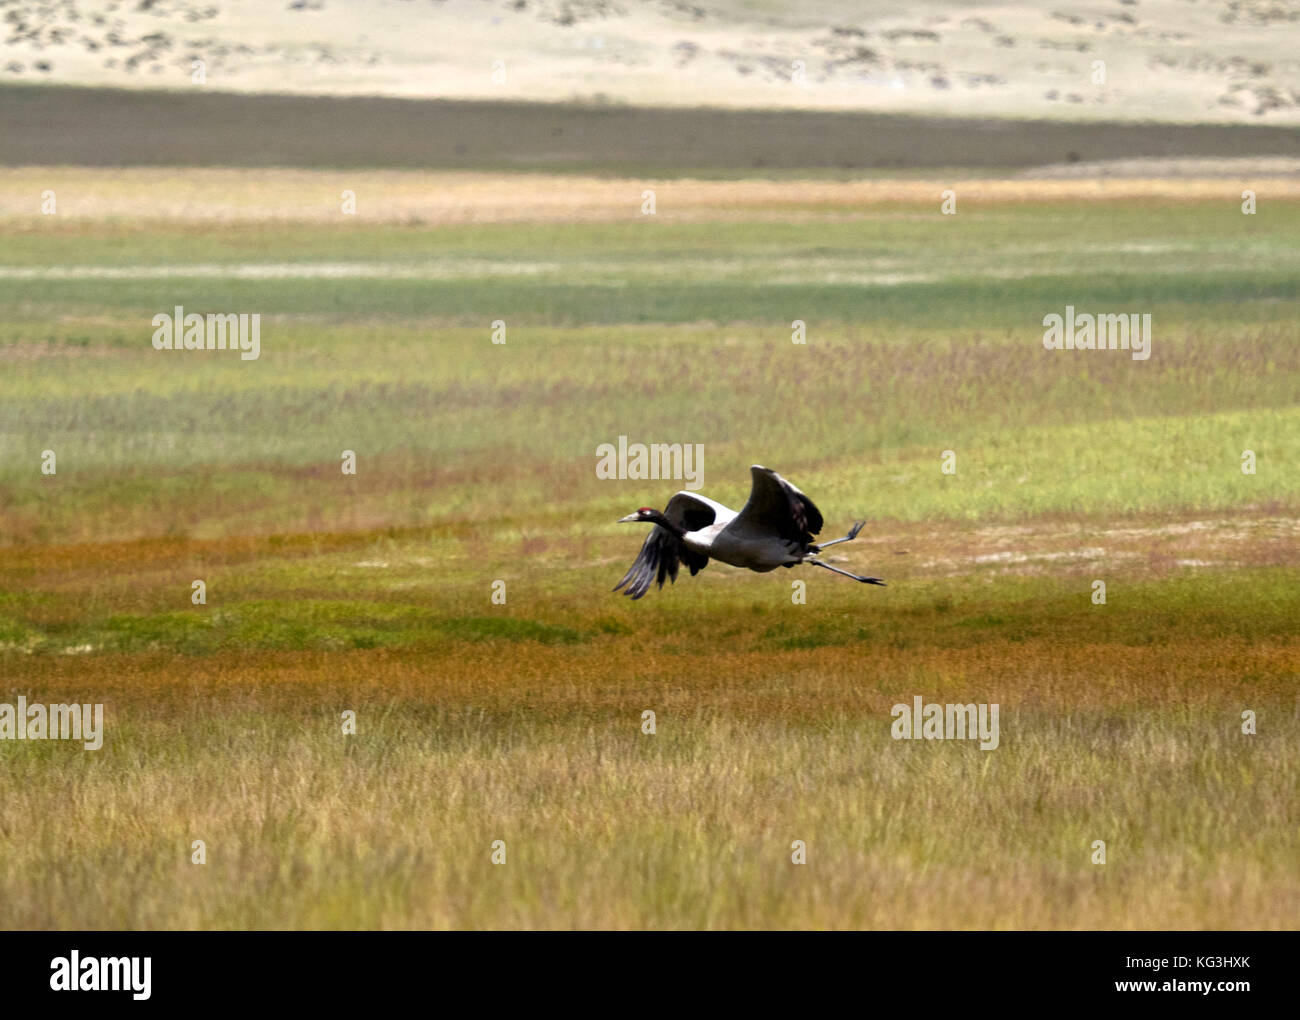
662 491 725 532
614 492 716 600
735 465 824 543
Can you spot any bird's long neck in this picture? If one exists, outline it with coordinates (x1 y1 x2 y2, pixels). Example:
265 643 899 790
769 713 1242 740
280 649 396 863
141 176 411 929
649 511 686 539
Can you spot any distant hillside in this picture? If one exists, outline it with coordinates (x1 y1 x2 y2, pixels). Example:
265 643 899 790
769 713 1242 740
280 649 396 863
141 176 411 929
0 0 1298 124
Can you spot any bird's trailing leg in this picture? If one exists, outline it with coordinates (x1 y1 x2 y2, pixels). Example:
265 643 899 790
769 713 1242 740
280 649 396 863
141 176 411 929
805 556 886 585
810 520 865 552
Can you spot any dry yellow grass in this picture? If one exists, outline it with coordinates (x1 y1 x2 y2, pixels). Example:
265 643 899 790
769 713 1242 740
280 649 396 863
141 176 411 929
2 622 1297 929
4 167 1300 225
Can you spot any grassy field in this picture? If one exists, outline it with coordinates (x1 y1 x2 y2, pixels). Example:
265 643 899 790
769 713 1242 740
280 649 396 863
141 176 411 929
1 170 1297 928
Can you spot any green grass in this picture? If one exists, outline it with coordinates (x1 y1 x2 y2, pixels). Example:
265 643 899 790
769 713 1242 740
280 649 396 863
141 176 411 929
3 311 1297 541
4 203 1298 326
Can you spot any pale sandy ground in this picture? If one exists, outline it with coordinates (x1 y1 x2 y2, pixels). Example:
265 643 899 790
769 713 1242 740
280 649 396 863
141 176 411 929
909 515 1300 577
2 0 1299 123
3 165 1299 224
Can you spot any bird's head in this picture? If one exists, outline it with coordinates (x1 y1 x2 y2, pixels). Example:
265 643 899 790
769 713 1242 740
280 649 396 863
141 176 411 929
618 507 660 524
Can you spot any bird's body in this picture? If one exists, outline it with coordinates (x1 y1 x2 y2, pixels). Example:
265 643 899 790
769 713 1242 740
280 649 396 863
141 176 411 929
614 465 885 599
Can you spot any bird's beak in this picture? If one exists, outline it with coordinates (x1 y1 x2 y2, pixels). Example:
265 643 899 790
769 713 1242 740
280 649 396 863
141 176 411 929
617 513 640 523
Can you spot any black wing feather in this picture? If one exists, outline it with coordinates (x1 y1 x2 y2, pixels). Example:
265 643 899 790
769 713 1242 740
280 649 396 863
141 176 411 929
784 481 823 539
614 493 717 600
613 526 706 600
744 466 824 543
